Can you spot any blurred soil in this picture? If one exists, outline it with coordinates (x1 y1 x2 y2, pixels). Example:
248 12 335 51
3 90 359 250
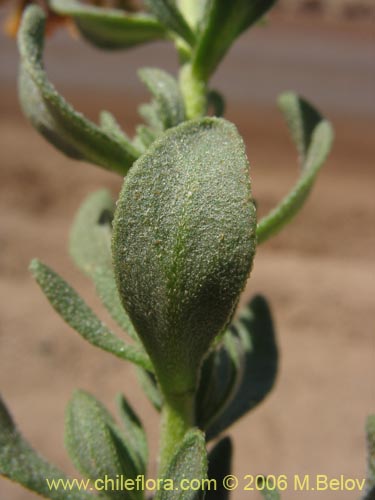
0 13 374 500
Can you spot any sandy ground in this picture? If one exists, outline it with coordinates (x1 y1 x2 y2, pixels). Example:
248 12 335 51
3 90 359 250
0 16 374 500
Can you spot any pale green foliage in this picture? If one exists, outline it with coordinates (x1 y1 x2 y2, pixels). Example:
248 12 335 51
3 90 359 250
144 0 195 45
112 118 256 397
364 416 375 499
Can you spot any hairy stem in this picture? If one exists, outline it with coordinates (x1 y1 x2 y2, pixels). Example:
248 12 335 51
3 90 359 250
179 64 207 119
158 391 195 474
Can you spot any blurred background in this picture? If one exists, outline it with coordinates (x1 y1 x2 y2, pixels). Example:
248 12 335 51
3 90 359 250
0 1 374 499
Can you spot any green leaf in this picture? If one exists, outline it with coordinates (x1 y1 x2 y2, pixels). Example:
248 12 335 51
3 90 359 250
144 0 195 46
0 396 91 500
18 6 138 175
208 90 225 117
155 429 207 500
196 331 244 430
50 0 167 49
100 111 139 153
134 124 158 151
206 437 232 500
193 0 276 80
30 259 152 371
257 93 334 244
65 390 141 500
112 117 257 398
136 367 163 411
139 68 186 129
364 415 375 499
207 295 278 440
116 394 148 474
257 477 280 500
70 190 140 343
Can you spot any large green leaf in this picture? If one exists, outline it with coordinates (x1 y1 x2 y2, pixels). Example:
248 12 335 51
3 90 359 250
193 0 276 80
155 429 207 500
50 0 167 49
207 295 278 440
363 415 375 500
0 396 92 500
70 190 140 343
30 259 152 371
112 117 257 398
65 390 141 500
144 0 195 46
18 6 138 175
139 68 186 130
257 93 334 244
206 437 232 500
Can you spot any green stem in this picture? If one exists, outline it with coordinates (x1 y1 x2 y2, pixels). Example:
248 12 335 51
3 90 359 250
158 391 195 475
179 64 208 119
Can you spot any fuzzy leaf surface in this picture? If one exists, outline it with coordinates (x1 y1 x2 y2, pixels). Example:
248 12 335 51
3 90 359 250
112 117 256 397
155 429 207 500
144 0 195 45
65 390 141 500
50 0 167 49
18 6 138 175
257 93 334 244
30 259 151 371
193 0 276 80
0 396 91 500
207 295 278 440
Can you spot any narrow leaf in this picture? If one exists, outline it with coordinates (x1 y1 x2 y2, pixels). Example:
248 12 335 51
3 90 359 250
257 93 334 244
144 0 195 45
193 0 276 80
155 429 207 500
0 396 91 500
116 394 148 474
139 68 186 130
363 415 375 499
207 295 278 440
30 259 152 371
70 190 140 343
257 477 281 500
100 111 139 153
50 0 167 49
112 118 257 398
18 6 138 175
65 390 141 500
136 367 163 411
206 437 232 500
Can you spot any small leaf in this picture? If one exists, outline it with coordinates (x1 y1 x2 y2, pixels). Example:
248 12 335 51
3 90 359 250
100 111 139 153
65 390 141 500
208 90 225 117
207 295 278 440
364 415 375 499
144 0 195 46
206 437 232 500
112 118 257 398
18 6 138 175
0 396 91 500
136 367 163 411
30 259 152 371
257 477 280 500
134 124 158 151
196 332 244 430
139 68 186 130
70 190 140 343
50 0 167 49
155 429 207 500
193 0 276 80
257 93 334 244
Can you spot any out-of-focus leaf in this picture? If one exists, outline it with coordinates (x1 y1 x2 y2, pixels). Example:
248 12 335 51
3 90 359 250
144 0 195 45
70 190 140 343
99 111 138 152
116 394 148 474
257 93 334 244
208 90 225 117
257 477 281 500
196 332 244 430
176 0 208 29
155 429 207 500
363 415 375 499
134 125 158 151
65 390 141 500
139 68 186 129
207 295 278 440
136 367 163 411
30 259 152 371
0 396 91 500
50 0 167 49
112 118 257 398
18 6 138 175
193 0 276 80
206 437 232 500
